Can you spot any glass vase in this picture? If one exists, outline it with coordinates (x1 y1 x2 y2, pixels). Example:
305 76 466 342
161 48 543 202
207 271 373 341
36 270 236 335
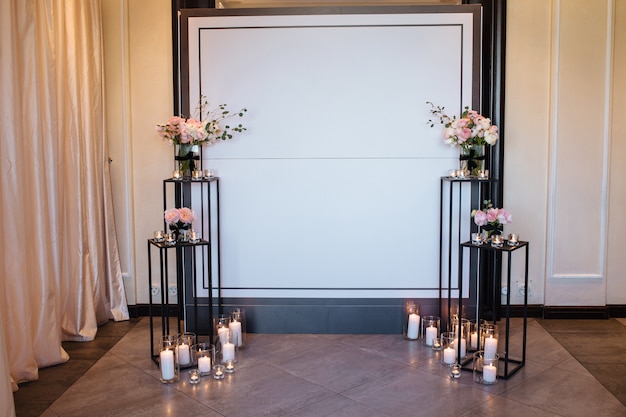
459 144 485 176
175 143 200 177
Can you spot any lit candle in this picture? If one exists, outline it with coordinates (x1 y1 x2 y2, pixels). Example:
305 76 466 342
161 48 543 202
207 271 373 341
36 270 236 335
192 170 202 180
172 170 182 179
213 364 225 380
455 338 467 359
425 325 437 346
204 169 214 178
484 336 498 359
443 347 456 364
198 356 211 374
160 349 175 381
188 369 200 384
406 313 420 340
229 321 243 347
222 342 235 362
217 327 229 345
225 360 235 373
154 230 164 241
176 343 191 366
483 364 497 383
470 332 478 349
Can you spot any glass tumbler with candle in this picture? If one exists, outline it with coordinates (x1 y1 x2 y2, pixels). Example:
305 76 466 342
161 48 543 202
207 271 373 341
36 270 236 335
215 315 231 352
229 308 246 349
473 350 499 384
422 316 440 347
440 332 458 366
159 335 179 383
176 333 195 369
192 343 215 376
402 301 420 340
221 331 238 372
480 323 499 360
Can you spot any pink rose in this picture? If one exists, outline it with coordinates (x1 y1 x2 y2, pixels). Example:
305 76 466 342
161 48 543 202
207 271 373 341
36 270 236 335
473 210 488 227
486 208 499 223
164 208 180 224
497 209 512 224
178 207 195 224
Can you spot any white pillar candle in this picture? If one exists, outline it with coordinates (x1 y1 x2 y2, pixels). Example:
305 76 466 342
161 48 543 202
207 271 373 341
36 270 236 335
443 347 456 364
406 313 420 339
484 336 498 359
176 343 191 365
470 332 478 349
160 349 175 381
217 327 229 345
198 356 211 373
222 342 235 362
483 364 497 383
229 321 243 347
455 338 467 359
425 325 437 346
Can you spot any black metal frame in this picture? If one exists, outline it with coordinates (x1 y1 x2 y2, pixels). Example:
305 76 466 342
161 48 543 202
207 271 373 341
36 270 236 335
457 240 529 379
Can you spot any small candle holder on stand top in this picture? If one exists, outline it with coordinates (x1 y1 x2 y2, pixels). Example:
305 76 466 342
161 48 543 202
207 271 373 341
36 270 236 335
403 301 420 341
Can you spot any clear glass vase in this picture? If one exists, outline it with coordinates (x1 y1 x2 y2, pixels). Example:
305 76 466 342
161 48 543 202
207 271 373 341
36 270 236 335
175 144 199 177
459 144 485 176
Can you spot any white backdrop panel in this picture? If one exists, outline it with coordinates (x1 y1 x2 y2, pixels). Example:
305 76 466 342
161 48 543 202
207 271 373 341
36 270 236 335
183 8 478 298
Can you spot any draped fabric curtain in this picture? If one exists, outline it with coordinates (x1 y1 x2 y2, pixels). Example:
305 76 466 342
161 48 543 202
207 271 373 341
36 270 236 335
0 0 129 411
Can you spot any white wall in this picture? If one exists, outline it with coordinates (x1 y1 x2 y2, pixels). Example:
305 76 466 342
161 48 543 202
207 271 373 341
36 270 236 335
103 0 626 307
505 0 626 306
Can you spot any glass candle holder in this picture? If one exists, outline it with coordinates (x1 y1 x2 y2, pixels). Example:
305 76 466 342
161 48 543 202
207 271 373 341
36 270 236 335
471 232 483 245
188 230 200 243
159 335 179 383
480 323 499 360
172 170 182 179
440 332 457 366
213 363 225 380
192 343 215 376
468 319 487 352
220 332 238 365
229 308 246 349
432 336 443 351
164 233 175 245
215 314 231 350
507 233 519 246
402 301 420 340
473 351 499 385
188 369 200 385
153 230 164 242
192 170 203 180
176 333 195 369
422 316 440 347
450 363 462 379
491 234 504 248
203 169 214 178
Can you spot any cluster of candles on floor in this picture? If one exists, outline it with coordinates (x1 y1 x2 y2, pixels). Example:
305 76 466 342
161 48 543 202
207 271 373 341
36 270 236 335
403 302 500 384
158 308 246 384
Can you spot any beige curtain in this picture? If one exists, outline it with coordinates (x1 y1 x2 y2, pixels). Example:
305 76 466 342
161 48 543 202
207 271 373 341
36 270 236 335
0 0 129 409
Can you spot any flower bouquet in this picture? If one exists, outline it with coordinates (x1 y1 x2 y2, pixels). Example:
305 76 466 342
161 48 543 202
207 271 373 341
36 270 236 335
164 207 196 241
471 200 511 239
427 102 499 176
157 98 247 176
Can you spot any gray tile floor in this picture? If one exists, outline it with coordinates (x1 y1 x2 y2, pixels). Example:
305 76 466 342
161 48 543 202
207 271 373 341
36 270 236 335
16 317 626 417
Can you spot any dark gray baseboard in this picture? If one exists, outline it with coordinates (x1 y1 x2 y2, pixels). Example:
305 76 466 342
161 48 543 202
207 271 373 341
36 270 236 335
128 301 626 332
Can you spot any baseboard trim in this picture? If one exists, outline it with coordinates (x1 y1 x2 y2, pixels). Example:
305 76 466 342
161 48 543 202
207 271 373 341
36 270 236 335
126 302 626 331
542 306 610 320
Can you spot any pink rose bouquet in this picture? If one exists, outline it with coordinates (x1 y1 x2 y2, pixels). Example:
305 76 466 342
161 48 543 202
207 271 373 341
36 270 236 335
471 200 511 237
164 207 196 239
427 102 499 149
